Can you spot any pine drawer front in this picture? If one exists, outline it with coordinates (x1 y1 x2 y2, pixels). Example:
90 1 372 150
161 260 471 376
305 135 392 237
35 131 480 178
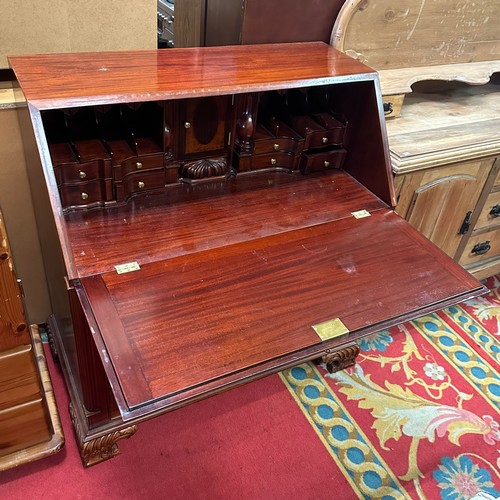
0 398 51 458
0 345 41 411
459 228 500 266
475 190 500 231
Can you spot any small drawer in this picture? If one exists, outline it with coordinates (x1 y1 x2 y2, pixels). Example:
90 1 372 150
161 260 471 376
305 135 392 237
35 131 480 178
0 398 52 458
115 169 166 202
300 149 347 174
288 115 345 150
475 191 500 231
253 137 303 156
237 152 297 172
0 345 41 411
311 112 346 142
55 159 112 185
114 153 164 181
253 125 303 156
459 228 500 266
59 179 114 208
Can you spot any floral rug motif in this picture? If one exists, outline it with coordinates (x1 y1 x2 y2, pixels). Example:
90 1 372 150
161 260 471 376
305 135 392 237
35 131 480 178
280 277 500 500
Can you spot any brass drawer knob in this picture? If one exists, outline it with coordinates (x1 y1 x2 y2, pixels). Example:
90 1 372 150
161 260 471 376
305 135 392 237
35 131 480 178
79 170 86 179
136 162 143 169
324 160 330 168
273 143 280 151
138 181 145 189
270 158 277 166
184 121 191 129
81 192 89 200
322 137 328 144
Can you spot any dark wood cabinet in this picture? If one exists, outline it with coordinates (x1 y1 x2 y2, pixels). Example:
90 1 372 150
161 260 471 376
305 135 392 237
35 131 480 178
10 42 485 467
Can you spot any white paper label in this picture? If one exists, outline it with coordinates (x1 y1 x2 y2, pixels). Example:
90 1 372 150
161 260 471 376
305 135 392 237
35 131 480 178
351 210 371 219
115 262 141 274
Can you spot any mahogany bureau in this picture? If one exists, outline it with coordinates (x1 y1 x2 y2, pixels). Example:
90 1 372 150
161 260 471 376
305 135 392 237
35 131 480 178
9 42 485 466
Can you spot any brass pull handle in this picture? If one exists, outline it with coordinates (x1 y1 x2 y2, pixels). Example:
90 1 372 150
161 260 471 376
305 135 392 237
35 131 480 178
79 170 86 179
273 143 280 151
471 241 491 256
136 162 143 169
322 137 328 144
138 181 145 189
184 121 191 129
324 160 330 168
270 158 277 166
81 192 89 200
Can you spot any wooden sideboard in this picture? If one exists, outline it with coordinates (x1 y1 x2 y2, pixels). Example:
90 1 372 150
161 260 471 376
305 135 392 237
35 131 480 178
0 207 64 470
331 0 500 278
10 42 485 467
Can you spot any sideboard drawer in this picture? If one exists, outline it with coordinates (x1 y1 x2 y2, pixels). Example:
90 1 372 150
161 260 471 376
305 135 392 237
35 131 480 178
0 345 40 411
475 191 500 231
459 228 500 266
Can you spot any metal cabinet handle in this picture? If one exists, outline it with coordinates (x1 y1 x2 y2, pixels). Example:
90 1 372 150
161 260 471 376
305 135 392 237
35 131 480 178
489 204 500 217
471 241 491 256
458 211 472 235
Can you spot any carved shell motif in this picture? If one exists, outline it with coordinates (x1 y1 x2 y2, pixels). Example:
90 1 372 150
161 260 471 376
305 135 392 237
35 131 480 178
180 157 228 179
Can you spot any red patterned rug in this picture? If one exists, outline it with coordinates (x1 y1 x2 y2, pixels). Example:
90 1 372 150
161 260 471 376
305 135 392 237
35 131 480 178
280 275 500 499
1 278 499 499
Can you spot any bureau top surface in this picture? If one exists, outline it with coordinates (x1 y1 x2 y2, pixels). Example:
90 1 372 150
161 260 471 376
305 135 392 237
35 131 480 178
8 42 376 109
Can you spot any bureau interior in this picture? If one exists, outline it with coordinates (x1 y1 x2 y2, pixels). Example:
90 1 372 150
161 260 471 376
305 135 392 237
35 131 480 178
40 80 392 216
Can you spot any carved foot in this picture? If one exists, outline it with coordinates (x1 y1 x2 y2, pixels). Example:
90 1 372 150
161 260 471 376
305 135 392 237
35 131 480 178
322 342 360 373
69 403 137 467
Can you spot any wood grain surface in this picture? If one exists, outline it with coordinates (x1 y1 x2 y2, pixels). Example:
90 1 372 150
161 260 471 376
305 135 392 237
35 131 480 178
80 209 482 414
65 170 387 277
9 43 376 109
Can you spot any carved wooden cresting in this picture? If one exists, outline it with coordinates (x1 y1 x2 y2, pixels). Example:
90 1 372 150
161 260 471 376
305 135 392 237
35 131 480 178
9 43 486 466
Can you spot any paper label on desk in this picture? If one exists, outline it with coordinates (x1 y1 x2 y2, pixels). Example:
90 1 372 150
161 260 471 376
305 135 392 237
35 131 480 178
115 262 141 274
312 318 350 341
351 210 371 219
